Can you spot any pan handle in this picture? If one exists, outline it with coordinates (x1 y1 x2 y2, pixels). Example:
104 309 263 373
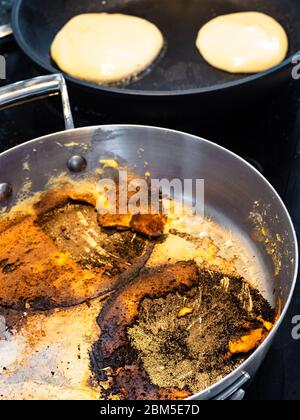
0 74 74 130
0 24 14 43
213 372 250 400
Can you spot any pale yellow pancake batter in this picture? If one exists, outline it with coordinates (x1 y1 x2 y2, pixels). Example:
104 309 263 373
51 13 164 84
196 12 288 74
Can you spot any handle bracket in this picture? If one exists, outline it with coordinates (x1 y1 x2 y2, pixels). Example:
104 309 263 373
0 74 74 131
213 372 250 401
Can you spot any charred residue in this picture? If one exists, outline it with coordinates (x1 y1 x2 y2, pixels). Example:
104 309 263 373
0 190 156 311
91 263 275 400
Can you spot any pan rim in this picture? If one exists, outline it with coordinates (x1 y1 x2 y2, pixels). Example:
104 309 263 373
11 0 296 98
0 124 298 400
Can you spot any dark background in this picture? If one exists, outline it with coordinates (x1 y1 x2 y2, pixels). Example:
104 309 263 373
0 0 300 401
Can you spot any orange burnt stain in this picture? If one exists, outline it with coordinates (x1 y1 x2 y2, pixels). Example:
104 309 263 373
0 189 154 310
0 215 107 309
257 316 274 332
97 179 167 239
177 307 194 318
229 328 265 354
98 212 167 239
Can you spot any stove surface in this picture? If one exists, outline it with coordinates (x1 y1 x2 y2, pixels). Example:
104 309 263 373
0 0 12 25
1 9 300 401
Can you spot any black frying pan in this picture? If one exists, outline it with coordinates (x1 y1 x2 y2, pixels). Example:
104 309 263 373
3 0 300 118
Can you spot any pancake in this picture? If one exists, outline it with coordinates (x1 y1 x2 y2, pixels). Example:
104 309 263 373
51 13 164 84
196 12 288 74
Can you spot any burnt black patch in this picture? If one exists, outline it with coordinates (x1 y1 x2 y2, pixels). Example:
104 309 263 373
91 264 274 400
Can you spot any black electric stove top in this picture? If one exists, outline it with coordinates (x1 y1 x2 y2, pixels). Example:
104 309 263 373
1 1 300 401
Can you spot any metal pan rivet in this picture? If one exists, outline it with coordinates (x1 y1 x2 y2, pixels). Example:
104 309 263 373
0 183 12 202
67 156 87 173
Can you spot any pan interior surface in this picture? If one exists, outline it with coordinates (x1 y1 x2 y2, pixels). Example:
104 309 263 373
0 177 275 400
0 126 297 400
13 0 300 93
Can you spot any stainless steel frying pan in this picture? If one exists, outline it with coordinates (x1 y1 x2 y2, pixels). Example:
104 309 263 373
0 74 298 400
